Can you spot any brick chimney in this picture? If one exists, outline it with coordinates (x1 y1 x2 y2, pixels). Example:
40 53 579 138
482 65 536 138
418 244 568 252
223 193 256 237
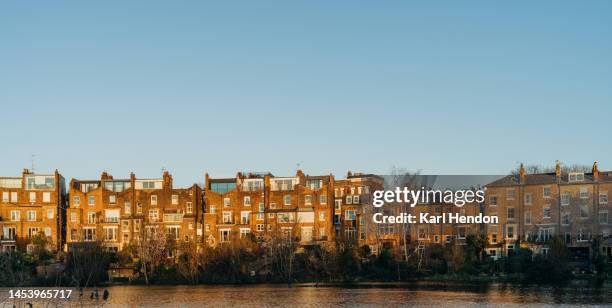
593 161 599 181
163 170 172 189
555 160 561 179
519 163 525 184
101 171 112 180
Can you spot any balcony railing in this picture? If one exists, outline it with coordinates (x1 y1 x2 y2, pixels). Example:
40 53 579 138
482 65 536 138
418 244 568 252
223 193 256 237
163 214 183 222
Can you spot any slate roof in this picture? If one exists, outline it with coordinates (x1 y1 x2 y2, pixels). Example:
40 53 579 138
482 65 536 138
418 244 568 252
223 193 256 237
486 171 612 187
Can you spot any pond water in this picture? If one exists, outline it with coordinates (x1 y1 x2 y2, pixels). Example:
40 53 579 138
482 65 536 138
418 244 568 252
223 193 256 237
1 282 611 307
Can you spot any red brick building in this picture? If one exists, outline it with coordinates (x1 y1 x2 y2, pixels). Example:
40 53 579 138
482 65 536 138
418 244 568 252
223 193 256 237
0 169 66 253
67 171 203 253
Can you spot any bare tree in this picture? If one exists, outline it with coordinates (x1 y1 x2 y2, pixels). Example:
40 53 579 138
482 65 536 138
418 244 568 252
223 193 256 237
65 241 111 287
177 241 200 284
388 167 420 262
269 216 301 286
137 225 168 284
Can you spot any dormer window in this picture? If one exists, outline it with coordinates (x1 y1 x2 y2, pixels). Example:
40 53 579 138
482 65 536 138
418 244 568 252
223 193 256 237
568 172 585 182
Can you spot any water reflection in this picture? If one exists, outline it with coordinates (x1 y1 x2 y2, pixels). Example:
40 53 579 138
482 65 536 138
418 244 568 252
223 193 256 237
1 282 610 307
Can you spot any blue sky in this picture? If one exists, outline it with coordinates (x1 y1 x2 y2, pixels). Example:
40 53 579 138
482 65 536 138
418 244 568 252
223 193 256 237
1 1 611 186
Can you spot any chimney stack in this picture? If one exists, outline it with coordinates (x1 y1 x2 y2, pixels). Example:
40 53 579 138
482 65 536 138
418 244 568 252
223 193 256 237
163 170 172 189
519 163 525 183
555 160 561 179
593 161 599 181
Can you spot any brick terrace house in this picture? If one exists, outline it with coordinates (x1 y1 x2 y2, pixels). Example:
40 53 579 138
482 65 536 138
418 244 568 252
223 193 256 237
485 161 612 260
204 170 335 247
408 200 482 248
67 171 203 254
0 169 66 253
333 172 397 254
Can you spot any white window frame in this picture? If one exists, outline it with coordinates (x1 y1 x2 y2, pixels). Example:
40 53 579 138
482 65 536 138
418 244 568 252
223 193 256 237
524 193 532 205
507 207 515 220
506 189 515 201
543 205 551 219
27 210 36 221
239 228 251 238
543 186 551 198
599 210 608 224
240 211 250 224
524 211 532 225
562 212 570 225
223 211 233 224
43 192 51 203
149 209 159 222
345 210 356 220
580 187 589 199
186 202 193 214
220 229 231 242
569 172 585 182
10 210 20 221
304 195 312 205
489 196 497 206
104 226 118 241
600 191 608 205
257 203 264 220
561 192 571 206
87 212 96 224
457 226 466 239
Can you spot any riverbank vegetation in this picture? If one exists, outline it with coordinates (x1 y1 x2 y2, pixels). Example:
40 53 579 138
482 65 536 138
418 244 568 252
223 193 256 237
1 233 611 287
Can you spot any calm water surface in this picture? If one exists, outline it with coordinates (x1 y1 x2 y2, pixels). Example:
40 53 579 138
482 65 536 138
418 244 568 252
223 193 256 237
1 282 611 307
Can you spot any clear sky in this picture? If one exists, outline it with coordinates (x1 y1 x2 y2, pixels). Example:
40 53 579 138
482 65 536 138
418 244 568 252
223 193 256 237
1 1 611 186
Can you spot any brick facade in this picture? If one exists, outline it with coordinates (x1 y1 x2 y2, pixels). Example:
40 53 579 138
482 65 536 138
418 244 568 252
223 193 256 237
0 169 66 253
485 161 612 258
67 171 203 253
204 170 335 246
